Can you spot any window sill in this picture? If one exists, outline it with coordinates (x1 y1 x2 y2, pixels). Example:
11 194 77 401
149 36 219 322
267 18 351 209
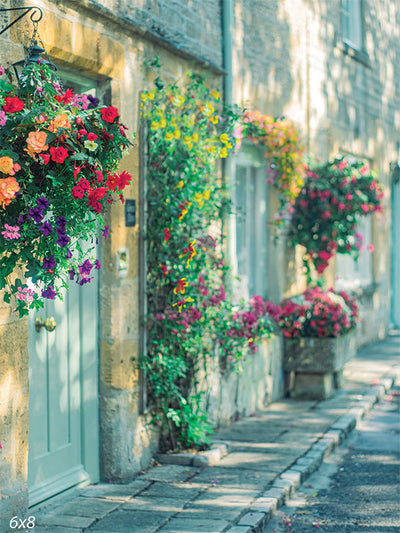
337 41 372 69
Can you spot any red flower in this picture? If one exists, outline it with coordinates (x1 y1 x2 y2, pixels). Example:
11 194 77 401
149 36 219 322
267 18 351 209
39 153 50 165
160 265 168 278
116 170 132 190
54 88 74 105
101 106 119 123
71 185 85 199
164 228 170 242
3 96 25 113
50 146 69 163
88 187 107 213
105 173 119 191
87 132 98 141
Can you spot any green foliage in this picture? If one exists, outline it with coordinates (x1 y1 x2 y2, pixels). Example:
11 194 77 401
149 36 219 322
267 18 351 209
141 72 273 451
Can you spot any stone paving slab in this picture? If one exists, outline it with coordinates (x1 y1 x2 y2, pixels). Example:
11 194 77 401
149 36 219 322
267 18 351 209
158 517 230 533
138 465 199 482
77 479 151 500
51 497 120 517
89 509 173 532
191 466 275 491
138 481 206 500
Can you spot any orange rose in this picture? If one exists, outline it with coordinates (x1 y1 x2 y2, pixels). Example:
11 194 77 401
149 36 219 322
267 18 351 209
49 113 71 132
25 131 49 158
0 156 14 175
0 177 19 207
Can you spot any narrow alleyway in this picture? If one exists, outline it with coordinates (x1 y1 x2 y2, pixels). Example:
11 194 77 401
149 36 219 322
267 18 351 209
29 334 400 533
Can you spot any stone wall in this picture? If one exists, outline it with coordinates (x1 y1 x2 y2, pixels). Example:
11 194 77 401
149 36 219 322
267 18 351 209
0 2 31 525
199 335 283 428
0 313 29 531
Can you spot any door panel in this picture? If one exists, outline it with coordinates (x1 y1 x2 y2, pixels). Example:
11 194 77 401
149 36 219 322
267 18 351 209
28 279 99 506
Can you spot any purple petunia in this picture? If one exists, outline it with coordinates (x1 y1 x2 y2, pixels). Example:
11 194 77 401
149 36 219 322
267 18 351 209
77 276 93 286
37 196 49 211
79 259 93 276
28 207 43 224
102 225 109 240
95 259 101 270
87 94 99 108
39 221 52 236
17 214 24 225
69 269 75 280
41 286 56 299
57 234 70 247
56 215 67 228
42 255 56 270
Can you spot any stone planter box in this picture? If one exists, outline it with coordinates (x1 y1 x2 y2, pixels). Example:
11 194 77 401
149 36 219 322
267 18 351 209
283 332 357 400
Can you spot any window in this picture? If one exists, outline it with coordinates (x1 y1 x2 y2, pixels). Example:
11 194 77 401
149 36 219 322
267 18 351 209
336 215 373 290
233 147 269 299
341 0 363 50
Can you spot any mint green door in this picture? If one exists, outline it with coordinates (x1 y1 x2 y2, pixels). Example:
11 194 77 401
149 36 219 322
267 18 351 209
28 279 99 506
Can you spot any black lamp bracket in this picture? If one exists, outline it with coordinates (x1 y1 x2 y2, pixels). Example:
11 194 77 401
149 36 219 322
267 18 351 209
0 6 43 37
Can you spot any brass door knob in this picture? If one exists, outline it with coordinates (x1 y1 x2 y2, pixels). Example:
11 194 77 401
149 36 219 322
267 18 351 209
35 316 57 332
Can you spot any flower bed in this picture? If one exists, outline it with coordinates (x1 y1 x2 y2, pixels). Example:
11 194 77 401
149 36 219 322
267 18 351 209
0 61 132 316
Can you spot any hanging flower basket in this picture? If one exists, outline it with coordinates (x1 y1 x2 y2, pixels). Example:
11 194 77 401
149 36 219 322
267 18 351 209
0 61 133 316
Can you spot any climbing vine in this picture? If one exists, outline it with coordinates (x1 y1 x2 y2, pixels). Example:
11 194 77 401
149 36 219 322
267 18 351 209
141 72 273 450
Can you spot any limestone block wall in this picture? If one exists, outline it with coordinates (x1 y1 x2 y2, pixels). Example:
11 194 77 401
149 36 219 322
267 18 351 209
68 0 223 70
199 335 283 428
0 311 29 531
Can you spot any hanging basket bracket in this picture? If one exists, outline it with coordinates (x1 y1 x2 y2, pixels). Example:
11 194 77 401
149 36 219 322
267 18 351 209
0 6 43 37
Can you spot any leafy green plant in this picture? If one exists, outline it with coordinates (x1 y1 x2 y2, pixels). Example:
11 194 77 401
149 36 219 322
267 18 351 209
141 71 273 450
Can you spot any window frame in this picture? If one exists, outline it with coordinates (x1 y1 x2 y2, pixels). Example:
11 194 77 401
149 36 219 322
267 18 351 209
232 143 269 300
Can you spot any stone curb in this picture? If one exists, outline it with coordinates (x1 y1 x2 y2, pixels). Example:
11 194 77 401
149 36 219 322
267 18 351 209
224 372 397 533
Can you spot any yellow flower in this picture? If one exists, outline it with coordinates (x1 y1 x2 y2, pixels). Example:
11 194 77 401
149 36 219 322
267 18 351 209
147 90 155 100
207 145 217 154
203 189 210 200
150 121 159 130
173 278 188 295
194 192 204 208
174 95 185 107
191 133 199 143
220 147 228 158
226 142 233 149
160 119 166 128
210 89 220 100
204 103 215 116
165 132 173 141
172 296 194 313
141 92 148 101
183 136 191 145
210 115 219 124
220 133 229 144
173 130 181 139
177 180 184 189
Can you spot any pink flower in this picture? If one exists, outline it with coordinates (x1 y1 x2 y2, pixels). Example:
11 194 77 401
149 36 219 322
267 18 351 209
368 244 374 252
1 224 21 240
15 286 35 305
0 110 6 127
321 210 331 220
338 202 345 211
